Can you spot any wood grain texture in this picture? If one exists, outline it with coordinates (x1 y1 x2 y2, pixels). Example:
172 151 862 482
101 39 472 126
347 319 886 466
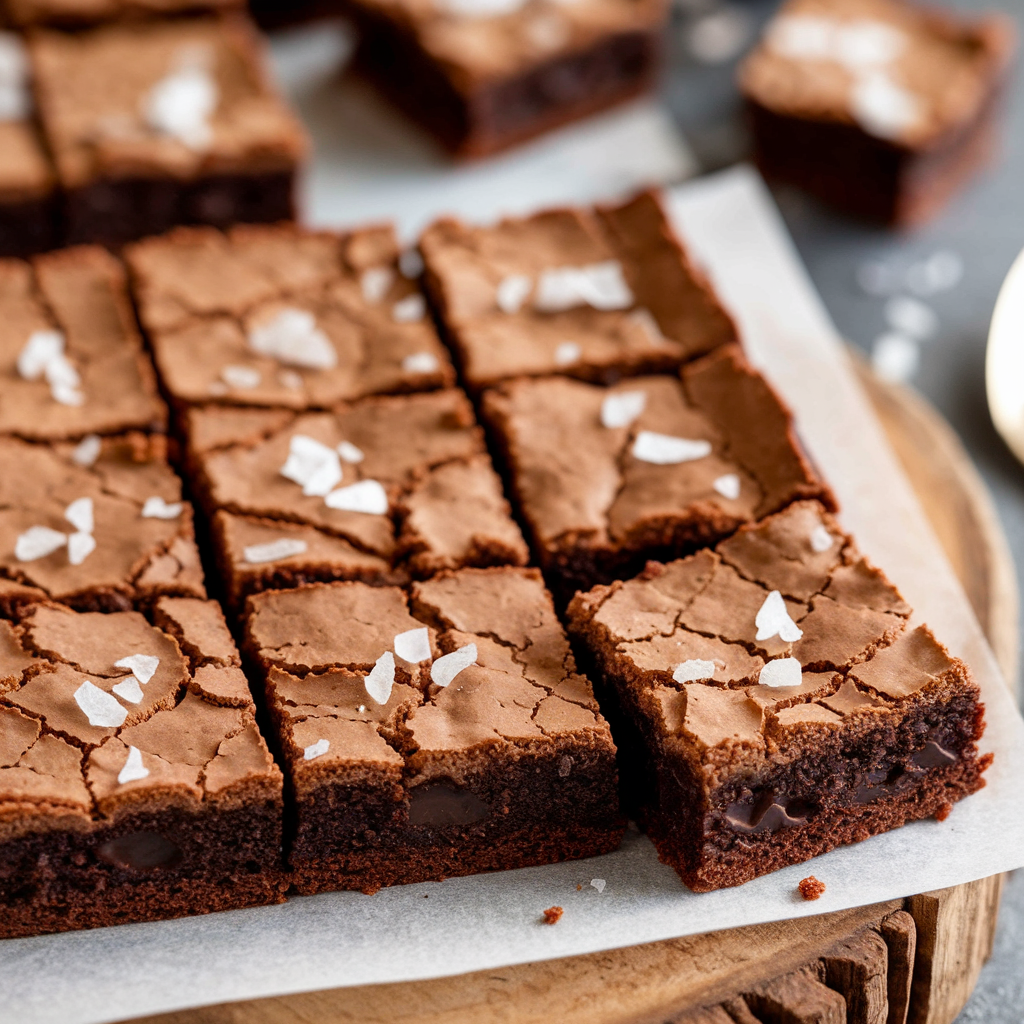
878 911 917 1024
821 929 889 1024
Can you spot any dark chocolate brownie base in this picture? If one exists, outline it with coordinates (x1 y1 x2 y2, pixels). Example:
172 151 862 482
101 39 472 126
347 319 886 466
64 169 296 248
0 194 59 258
249 0 337 28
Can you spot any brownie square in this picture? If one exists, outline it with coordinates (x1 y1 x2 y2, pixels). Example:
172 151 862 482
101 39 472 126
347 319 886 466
482 344 833 599
126 223 456 412
738 0 1014 225
185 389 529 608
0 596 285 937
348 0 668 158
29 14 308 247
6 0 242 28
243 567 625 894
0 246 167 440
420 191 737 392
567 500 990 892
0 433 206 614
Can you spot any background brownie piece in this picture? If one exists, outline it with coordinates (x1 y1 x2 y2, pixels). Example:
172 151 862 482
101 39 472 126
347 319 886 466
0 597 285 938
0 434 205 614
127 223 455 412
348 0 668 157
482 344 833 599
421 191 736 391
29 14 308 247
243 568 625 895
185 389 529 607
6 0 241 28
567 500 989 892
0 246 166 440
739 0 1014 225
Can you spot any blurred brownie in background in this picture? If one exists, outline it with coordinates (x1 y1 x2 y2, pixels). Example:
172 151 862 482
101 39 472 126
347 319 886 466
5 0 241 28
0 31 58 257
347 0 669 158
29 14 308 246
739 0 1015 226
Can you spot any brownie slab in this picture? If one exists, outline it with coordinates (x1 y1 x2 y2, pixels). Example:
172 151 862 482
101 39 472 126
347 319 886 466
127 223 456 412
0 246 167 440
567 500 990 892
482 344 833 599
738 0 1014 225
244 567 625 894
420 191 737 391
0 596 284 937
185 389 529 607
29 15 308 247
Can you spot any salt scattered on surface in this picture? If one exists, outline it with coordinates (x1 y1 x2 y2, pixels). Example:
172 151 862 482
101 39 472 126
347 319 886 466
713 473 740 500
242 538 307 564
673 659 716 683
118 746 150 784
755 590 803 642
325 479 389 515
394 627 432 664
74 680 128 728
115 654 160 685
600 390 646 429
431 643 478 687
758 657 803 688
303 739 330 761
364 651 396 705
142 496 183 519
632 431 712 465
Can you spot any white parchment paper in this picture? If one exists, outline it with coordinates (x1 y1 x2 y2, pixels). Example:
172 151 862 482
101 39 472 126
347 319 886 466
3 161 1023 1024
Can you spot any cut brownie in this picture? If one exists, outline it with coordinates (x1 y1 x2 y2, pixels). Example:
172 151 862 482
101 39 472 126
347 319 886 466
29 14 308 247
348 0 668 157
6 0 242 28
0 31 58 257
243 567 625 894
0 246 167 440
420 191 737 392
0 433 205 614
738 0 1015 225
185 389 529 608
0 596 285 937
126 222 456 412
567 500 990 891
482 344 833 600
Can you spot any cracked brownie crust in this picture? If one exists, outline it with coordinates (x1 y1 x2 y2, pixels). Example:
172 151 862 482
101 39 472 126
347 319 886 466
244 567 624 894
567 500 988 891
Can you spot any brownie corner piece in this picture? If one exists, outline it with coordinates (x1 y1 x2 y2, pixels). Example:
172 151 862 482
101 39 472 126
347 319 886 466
738 0 1015 225
0 597 284 938
243 567 625 895
566 499 988 891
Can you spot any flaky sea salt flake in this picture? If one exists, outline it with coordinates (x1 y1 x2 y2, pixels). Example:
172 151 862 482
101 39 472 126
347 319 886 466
554 341 581 366
496 274 532 314
15 525 66 561
360 266 394 304
534 260 633 312
67 531 96 566
144 64 218 150
142 496 183 519
64 497 93 534
337 440 365 464
755 590 803 642
713 473 741 500
590 878 606 893
431 643 477 688
758 657 803 688
394 627 432 663
248 307 337 370
221 365 261 390
303 738 330 761
600 390 646 429
72 434 102 467
118 745 150 784
392 294 426 322
810 524 833 553
74 680 127 728
850 72 923 141
364 650 396 704
112 677 144 704
324 479 388 515
632 431 711 465
403 352 440 374
280 434 343 497
673 659 716 684
243 538 307 564
17 329 64 380
115 653 160 685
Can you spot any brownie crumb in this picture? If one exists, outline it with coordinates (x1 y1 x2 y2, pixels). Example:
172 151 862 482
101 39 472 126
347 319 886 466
541 906 564 925
935 802 953 822
798 876 826 901
576 884 583 891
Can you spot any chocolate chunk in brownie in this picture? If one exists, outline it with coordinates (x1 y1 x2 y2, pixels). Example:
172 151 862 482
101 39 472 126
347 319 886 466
243 567 625 894
420 192 736 392
28 14 308 247
6 0 242 28
348 0 668 158
126 223 456 412
738 0 1014 225
482 344 833 600
185 389 529 608
0 246 167 440
0 433 205 615
0 596 284 937
567 500 989 892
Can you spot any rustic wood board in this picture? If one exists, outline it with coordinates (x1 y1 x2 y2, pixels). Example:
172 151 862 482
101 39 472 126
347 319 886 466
127 363 1018 1024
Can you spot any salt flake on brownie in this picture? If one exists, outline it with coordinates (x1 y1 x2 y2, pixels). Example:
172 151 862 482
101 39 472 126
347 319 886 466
280 434 343 497
755 590 803 642
632 431 711 465
431 643 478 687
243 538 307 564
600 390 646 429
117 745 150 784
325 479 388 515
394 627 431 664
74 680 127 728
364 650 395 705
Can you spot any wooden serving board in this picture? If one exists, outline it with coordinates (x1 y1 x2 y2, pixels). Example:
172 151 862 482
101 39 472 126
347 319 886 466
129 361 1018 1024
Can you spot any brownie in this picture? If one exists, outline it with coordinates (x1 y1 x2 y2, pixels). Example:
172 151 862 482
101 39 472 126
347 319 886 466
0 31 58 257
420 191 737 392
29 15 308 247
126 222 456 413
0 433 206 614
738 0 1015 225
567 500 990 892
0 246 167 440
347 0 668 158
0 596 285 937
243 567 625 894
185 388 530 608
5 0 241 27
481 344 833 600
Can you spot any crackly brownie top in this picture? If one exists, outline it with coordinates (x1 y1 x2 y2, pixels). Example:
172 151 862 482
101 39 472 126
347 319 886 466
0 33 55 198
482 346 828 552
420 193 735 389
353 0 667 81
188 390 528 575
0 247 166 440
127 223 455 409
0 434 205 609
7 0 241 28
245 569 607 787
568 500 973 764
739 0 1011 148
29 15 308 188
0 597 279 823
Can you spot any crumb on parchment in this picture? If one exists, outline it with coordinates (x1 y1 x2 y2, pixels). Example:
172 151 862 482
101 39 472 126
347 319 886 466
541 906 564 925
798 876 826 901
